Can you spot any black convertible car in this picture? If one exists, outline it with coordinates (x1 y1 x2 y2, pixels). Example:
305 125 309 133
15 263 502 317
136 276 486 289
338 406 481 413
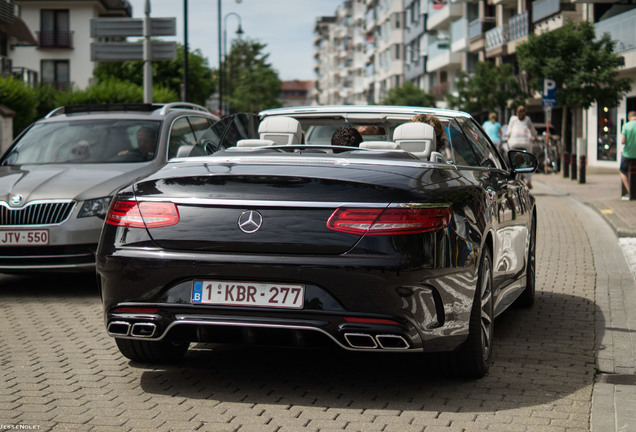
96 106 537 378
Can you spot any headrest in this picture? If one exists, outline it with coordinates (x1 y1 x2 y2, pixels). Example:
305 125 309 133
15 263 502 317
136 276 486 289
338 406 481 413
393 122 436 156
236 139 277 147
359 141 401 150
258 116 303 145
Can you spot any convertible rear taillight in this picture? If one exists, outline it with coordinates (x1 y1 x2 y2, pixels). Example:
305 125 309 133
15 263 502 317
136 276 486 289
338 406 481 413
105 200 180 228
327 206 451 235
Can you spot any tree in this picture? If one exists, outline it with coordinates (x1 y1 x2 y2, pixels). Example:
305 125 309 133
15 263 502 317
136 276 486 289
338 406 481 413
55 79 177 106
0 77 37 136
224 39 282 113
445 61 526 117
93 44 215 106
381 82 436 107
516 20 631 152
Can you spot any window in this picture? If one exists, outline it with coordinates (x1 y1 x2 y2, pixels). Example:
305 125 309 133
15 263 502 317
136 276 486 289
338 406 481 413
451 118 502 169
41 60 69 90
168 117 197 159
40 10 71 48
598 105 617 161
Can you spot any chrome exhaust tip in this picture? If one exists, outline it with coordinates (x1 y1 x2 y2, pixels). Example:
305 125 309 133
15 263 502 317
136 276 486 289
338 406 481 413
344 333 378 349
107 321 131 336
130 322 157 338
376 334 410 350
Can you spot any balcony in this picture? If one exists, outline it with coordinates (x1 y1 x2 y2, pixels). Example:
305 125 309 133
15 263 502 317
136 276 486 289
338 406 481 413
595 8 636 71
485 25 508 56
427 41 462 72
427 2 463 32
37 30 73 49
451 18 468 53
468 17 496 40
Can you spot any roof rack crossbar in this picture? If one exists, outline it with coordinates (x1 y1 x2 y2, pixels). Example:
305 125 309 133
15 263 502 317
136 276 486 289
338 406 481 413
159 102 210 115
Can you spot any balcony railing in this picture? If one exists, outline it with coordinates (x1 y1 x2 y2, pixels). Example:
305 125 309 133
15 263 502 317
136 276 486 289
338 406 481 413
468 17 496 40
595 8 636 53
508 11 529 42
37 30 73 49
485 25 507 50
532 0 559 23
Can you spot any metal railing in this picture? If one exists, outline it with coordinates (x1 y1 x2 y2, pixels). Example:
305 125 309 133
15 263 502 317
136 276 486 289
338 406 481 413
508 11 529 42
37 30 74 48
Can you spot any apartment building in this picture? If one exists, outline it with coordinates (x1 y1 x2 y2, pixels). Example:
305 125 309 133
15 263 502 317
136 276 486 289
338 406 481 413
312 0 636 169
1 0 36 79
8 0 131 90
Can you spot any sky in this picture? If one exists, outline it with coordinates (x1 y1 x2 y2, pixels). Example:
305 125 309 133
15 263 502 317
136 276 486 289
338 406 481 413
127 0 345 81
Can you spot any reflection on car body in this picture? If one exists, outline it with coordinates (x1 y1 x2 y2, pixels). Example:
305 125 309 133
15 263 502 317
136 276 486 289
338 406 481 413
96 105 538 378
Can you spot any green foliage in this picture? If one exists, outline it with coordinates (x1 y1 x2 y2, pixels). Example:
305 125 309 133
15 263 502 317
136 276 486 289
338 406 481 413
446 62 526 115
34 84 62 120
54 79 178 106
0 76 37 136
381 82 436 107
224 39 282 113
93 44 215 106
516 20 631 109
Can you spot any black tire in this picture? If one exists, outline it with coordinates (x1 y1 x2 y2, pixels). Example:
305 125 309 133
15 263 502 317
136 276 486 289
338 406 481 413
441 248 494 379
115 337 189 363
514 216 536 308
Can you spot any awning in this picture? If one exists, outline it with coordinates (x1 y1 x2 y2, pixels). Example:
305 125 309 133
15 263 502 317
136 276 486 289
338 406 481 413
0 16 37 46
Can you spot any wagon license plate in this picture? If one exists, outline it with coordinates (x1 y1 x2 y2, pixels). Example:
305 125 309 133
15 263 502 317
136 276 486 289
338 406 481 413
192 280 305 309
0 230 49 246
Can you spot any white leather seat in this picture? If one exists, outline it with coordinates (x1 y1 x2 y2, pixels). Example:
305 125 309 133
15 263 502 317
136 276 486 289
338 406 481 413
392 122 436 158
258 116 303 145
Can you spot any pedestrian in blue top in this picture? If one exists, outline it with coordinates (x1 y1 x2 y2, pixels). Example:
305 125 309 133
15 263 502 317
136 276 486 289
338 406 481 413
483 112 502 149
620 111 636 198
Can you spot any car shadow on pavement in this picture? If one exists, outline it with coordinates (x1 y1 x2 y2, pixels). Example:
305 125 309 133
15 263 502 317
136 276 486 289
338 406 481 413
134 291 599 413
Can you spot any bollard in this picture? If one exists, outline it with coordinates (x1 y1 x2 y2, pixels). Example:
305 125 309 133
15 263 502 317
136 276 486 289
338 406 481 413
563 152 570 178
630 159 636 200
571 153 577 181
579 155 586 184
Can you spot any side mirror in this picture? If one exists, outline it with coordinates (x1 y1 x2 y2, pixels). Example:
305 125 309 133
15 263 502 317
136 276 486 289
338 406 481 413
508 149 538 173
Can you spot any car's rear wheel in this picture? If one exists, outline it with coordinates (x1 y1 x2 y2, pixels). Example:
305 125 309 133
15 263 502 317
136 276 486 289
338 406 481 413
514 216 536 308
440 248 494 379
115 337 189 363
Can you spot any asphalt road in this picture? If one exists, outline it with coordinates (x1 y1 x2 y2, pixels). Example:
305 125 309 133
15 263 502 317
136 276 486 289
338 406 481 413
0 187 597 431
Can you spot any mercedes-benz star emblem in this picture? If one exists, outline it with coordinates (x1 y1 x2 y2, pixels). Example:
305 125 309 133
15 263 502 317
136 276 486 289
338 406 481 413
9 194 23 207
238 210 263 234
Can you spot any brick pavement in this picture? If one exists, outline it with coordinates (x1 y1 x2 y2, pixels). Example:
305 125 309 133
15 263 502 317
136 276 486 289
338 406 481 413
534 170 636 432
0 177 618 432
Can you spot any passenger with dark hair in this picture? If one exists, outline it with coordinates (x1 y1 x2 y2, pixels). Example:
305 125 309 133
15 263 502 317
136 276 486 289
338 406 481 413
331 126 363 147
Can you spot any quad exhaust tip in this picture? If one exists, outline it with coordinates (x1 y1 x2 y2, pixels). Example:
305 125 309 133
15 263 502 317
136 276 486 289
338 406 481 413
344 333 409 350
107 321 156 338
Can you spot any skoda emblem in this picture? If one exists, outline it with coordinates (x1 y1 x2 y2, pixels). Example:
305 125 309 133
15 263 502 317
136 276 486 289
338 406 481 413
9 194 23 207
238 210 263 234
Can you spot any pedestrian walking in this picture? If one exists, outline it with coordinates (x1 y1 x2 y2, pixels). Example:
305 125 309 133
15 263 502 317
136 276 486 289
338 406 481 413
482 112 502 149
620 111 636 199
506 105 538 188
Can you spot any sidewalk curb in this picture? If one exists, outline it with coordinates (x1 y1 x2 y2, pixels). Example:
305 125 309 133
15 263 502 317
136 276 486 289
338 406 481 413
588 200 636 238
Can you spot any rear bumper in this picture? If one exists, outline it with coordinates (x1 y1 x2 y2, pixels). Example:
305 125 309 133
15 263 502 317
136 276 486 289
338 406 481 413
0 244 97 272
98 247 477 353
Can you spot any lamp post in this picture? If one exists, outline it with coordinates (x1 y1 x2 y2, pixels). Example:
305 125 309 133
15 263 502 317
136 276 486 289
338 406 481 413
218 0 242 117
183 0 189 101
223 12 243 115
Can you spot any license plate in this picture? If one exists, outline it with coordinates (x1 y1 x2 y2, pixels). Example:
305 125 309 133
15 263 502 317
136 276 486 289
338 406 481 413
192 280 305 309
0 230 49 246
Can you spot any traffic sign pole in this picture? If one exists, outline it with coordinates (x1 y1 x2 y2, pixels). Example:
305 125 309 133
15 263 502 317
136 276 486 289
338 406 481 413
143 0 152 103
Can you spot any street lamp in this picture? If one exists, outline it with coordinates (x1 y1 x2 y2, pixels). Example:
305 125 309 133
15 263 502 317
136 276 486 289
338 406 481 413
218 0 242 117
222 12 243 115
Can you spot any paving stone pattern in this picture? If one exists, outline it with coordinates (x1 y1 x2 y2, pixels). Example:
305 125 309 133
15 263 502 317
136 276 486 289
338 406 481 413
0 190 597 431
